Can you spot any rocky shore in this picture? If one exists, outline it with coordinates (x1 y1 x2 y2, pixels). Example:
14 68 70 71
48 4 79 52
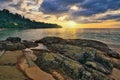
0 37 120 80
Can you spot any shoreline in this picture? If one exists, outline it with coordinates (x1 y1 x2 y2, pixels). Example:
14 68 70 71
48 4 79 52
0 36 120 80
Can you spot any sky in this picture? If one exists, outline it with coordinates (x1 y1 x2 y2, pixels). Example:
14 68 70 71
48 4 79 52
0 0 120 28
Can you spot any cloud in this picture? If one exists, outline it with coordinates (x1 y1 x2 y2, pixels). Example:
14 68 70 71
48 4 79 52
73 0 120 17
97 14 120 21
40 0 83 14
0 0 12 2
9 0 43 13
0 0 13 10
40 0 120 16
39 0 120 23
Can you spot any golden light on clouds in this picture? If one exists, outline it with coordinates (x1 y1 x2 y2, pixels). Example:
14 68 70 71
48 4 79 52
77 20 120 28
70 6 79 11
67 21 77 27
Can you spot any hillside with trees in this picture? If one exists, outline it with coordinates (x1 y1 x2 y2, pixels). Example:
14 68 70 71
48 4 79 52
0 9 62 28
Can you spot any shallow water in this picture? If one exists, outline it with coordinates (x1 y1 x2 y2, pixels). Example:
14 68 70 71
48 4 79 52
0 28 120 50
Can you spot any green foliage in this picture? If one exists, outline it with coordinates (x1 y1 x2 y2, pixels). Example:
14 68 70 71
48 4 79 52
0 9 62 28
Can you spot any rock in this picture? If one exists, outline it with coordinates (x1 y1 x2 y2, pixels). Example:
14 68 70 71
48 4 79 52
95 53 113 74
35 51 113 80
45 44 114 74
5 42 17 51
15 43 26 50
35 37 67 44
0 39 38 51
81 71 93 80
85 61 113 74
46 44 96 63
68 39 120 58
35 52 84 80
6 37 21 43
40 37 120 58
5 42 26 51
96 53 120 69
22 40 38 48
67 39 109 51
38 37 109 51
84 67 114 80
0 40 26 51
0 41 7 50
107 49 120 59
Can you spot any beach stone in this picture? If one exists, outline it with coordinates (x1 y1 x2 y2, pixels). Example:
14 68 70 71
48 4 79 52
0 41 25 51
35 37 67 44
0 43 6 50
6 37 21 43
0 41 9 50
22 40 38 48
15 43 26 50
5 42 17 51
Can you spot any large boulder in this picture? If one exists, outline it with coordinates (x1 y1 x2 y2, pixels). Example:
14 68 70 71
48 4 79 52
39 37 120 58
37 37 109 51
6 37 21 43
35 52 113 80
68 39 120 58
36 52 84 80
45 44 113 74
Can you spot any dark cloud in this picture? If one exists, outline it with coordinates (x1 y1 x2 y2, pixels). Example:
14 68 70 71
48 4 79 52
40 0 83 14
0 0 6 2
9 0 22 10
0 0 12 2
40 0 120 17
73 0 120 16
97 14 120 21
40 0 69 14
0 0 13 10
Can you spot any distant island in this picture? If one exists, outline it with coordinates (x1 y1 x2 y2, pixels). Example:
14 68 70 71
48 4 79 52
0 9 62 28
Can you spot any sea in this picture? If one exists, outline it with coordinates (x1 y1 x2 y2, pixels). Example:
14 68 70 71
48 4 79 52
0 28 120 52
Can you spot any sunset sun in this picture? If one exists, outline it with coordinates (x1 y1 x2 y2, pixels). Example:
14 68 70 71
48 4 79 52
67 21 77 28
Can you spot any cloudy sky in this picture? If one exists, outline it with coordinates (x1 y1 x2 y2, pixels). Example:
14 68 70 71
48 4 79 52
0 0 120 28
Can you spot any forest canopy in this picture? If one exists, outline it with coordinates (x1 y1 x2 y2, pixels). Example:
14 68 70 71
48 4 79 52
0 9 62 28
